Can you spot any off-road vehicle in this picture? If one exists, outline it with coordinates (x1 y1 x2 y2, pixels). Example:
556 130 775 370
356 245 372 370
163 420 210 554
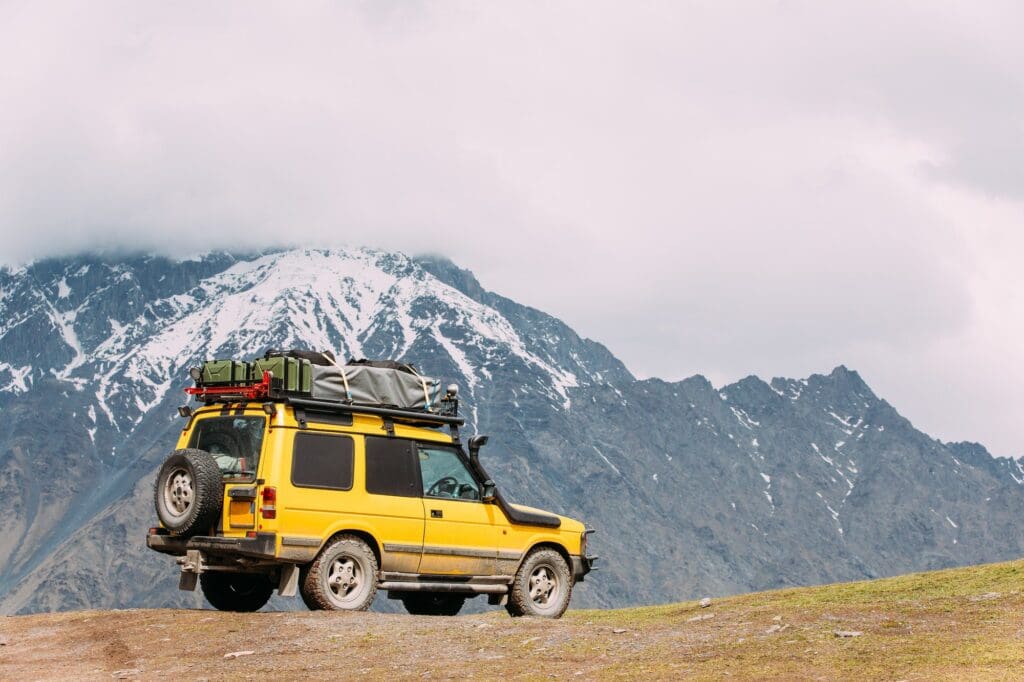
147 354 595 617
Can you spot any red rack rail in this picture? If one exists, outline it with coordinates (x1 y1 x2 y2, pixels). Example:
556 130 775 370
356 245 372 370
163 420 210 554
185 370 272 400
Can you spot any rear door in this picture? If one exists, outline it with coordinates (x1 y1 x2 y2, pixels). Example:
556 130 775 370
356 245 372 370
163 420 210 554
416 444 500 576
187 414 267 535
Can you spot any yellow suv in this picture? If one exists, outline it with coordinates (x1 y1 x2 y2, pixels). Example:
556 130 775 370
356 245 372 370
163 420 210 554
147 397 594 617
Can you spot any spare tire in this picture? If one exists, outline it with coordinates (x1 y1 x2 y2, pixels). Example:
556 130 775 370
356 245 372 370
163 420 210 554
154 448 224 537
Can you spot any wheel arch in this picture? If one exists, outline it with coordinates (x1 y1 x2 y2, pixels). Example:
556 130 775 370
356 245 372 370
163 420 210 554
519 541 572 573
320 528 382 569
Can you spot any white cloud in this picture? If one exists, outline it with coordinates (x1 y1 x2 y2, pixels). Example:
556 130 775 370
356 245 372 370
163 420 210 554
0 1 1021 454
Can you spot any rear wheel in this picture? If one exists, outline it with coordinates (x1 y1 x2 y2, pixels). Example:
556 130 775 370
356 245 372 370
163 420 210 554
200 572 274 612
153 449 223 538
300 534 378 611
399 592 466 616
506 548 572 618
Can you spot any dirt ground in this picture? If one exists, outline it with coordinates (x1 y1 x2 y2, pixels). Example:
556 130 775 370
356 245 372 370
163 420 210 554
2 559 1023 680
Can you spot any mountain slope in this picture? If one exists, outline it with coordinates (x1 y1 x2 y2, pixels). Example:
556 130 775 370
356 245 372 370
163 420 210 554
0 248 1021 614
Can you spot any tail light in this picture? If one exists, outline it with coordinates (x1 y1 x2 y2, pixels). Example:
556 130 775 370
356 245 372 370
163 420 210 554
261 486 277 519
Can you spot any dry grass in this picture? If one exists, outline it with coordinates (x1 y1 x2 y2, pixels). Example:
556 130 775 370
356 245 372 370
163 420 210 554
1 559 1022 680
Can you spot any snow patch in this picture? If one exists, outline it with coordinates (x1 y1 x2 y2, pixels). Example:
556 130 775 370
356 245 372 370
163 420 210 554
0 362 32 393
431 324 478 391
760 472 774 510
730 406 760 430
592 445 621 475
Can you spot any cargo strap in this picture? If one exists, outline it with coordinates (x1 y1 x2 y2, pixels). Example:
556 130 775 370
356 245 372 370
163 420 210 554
408 365 432 411
325 354 352 401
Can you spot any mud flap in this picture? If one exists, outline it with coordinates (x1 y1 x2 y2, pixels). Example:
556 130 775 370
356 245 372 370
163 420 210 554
179 571 198 592
278 564 299 597
177 549 205 591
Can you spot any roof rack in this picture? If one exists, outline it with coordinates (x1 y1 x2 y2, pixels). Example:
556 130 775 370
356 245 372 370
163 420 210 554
186 371 464 429
285 396 465 427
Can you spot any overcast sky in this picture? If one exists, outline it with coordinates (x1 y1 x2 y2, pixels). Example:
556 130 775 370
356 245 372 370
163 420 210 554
1 1 1021 455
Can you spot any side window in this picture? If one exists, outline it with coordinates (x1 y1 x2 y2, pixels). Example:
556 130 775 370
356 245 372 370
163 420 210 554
418 445 480 501
291 432 354 491
365 437 421 498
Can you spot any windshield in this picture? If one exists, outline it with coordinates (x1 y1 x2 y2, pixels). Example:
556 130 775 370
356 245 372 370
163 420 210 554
188 415 266 481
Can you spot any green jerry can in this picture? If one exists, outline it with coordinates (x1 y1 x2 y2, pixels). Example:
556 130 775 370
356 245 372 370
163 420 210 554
251 356 312 394
200 359 250 386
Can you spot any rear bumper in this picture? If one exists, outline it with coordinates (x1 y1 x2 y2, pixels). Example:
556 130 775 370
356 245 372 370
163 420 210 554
572 555 597 582
146 531 277 560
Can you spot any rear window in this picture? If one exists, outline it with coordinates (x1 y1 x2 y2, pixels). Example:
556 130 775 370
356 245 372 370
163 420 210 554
291 432 354 490
188 416 266 482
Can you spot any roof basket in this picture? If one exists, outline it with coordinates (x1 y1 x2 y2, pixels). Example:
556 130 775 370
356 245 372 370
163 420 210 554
185 353 462 428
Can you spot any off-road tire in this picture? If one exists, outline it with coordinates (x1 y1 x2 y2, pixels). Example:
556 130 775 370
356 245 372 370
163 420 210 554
298 575 318 611
300 534 378 611
506 548 572 618
399 592 466 616
199 572 274 612
153 448 223 538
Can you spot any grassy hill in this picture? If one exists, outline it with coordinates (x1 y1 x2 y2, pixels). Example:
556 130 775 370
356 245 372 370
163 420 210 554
1 559 1021 680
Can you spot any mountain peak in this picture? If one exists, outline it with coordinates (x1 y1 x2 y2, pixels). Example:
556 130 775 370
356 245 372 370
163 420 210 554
820 365 876 400
0 248 633 432
414 254 487 301
828 364 864 383
723 374 773 393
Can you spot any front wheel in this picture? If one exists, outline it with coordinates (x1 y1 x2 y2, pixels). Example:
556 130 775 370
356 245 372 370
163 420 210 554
199 572 274 612
506 548 573 618
300 534 378 611
399 592 466 616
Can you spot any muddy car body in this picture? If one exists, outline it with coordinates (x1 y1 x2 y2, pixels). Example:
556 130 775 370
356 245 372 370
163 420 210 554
147 397 594 617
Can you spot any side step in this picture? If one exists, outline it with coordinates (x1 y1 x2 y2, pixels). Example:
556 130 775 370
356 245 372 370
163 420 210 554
379 581 508 595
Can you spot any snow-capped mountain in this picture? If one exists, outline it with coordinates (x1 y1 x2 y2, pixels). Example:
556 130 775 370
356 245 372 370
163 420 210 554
0 249 1021 614
0 249 622 438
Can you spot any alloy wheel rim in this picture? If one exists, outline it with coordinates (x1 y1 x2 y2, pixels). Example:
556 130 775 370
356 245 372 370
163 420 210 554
327 556 363 604
163 468 194 517
529 564 560 608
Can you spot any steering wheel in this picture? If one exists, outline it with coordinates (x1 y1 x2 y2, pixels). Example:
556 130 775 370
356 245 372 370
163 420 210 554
427 476 459 498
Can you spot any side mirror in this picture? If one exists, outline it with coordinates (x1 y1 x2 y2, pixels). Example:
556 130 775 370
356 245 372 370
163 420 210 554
468 434 489 460
481 479 496 502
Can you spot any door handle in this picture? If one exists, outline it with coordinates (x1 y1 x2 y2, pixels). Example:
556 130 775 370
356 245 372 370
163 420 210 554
430 509 443 518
